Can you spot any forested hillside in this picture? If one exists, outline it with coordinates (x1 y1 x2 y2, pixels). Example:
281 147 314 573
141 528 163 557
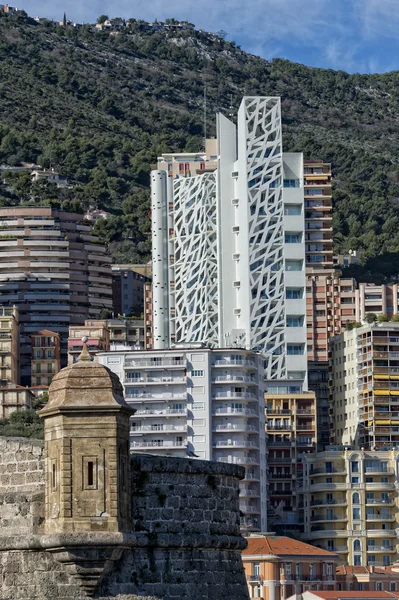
1 10 399 277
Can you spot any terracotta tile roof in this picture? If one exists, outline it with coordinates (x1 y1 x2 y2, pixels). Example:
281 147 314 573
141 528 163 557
336 565 399 576
34 329 59 336
242 536 338 558
310 592 399 599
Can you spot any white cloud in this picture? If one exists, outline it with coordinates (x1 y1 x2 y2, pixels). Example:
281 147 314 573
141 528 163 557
355 0 399 39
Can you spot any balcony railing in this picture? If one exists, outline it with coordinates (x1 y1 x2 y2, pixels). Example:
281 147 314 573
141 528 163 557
131 440 187 448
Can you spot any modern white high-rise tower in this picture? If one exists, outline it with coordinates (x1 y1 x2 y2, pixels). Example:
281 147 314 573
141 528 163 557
152 97 308 389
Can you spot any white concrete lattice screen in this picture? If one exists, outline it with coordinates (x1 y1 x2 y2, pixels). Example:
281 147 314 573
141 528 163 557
244 97 286 378
171 172 219 345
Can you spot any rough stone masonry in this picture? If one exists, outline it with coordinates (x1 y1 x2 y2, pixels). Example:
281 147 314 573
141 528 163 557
0 343 250 600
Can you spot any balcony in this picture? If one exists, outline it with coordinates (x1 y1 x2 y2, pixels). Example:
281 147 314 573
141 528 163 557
214 440 258 448
268 457 292 463
131 439 187 449
125 359 185 369
240 504 260 514
367 545 394 552
243 473 260 481
135 408 187 417
366 513 394 521
267 425 293 431
240 488 259 497
124 376 186 385
125 392 187 402
216 456 258 465
213 391 258 401
366 498 394 505
213 359 256 368
212 408 258 417
266 409 292 415
212 375 256 384
130 425 187 434
310 499 346 506
213 424 258 433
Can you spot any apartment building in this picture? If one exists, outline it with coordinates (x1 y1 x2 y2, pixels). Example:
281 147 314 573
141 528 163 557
144 282 153 350
329 322 399 449
242 536 337 600
108 319 145 350
0 208 112 383
304 160 333 274
0 306 19 385
307 275 357 449
111 265 151 317
265 391 317 530
0 383 33 418
68 320 110 364
336 565 399 592
356 283 399 321
153 97 308 389
299 449 399 567
157 138 217 178
98 347 267 532
30 330 61 387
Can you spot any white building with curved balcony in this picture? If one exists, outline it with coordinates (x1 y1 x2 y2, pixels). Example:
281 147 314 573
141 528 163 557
298 448 399 567
98 347 267 532
152 97 307 391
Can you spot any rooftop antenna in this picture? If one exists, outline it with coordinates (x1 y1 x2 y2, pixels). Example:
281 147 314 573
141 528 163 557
229 93 234 118
203 83 207 151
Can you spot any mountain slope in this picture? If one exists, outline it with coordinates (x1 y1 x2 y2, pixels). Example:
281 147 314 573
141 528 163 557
1 11 399 276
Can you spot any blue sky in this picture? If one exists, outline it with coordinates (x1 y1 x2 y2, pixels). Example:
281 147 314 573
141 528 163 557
13 0 399 74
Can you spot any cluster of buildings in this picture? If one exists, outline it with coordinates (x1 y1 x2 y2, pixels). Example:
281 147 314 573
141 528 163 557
2 94 399 592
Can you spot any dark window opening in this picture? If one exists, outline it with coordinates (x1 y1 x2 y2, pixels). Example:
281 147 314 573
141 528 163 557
88 461 94 486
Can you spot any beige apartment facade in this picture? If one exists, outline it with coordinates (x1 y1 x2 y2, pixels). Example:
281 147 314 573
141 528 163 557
0 306 19 385
299 449 399 567
157 139 217 178
68 320 110 364
266 391 317 529
31 329 61 387
329 322 399 449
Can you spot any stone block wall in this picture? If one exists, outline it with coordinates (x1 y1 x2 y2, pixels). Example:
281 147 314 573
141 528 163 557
0 439 250 600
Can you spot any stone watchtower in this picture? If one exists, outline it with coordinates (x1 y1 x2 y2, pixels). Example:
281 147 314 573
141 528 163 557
39 341 135 595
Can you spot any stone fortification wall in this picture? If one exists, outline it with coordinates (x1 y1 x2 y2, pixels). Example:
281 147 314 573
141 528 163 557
0 438 249 600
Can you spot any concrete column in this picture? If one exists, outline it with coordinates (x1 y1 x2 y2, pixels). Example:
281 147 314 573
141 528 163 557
151 170 169 349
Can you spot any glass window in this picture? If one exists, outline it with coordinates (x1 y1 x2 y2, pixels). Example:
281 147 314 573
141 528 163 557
286 260 303 272
284 205 302 215
286 288 303 299
192 370 204 377
353 507 361 520
383 556 391 566
354 555 362 566
283 179 300 188
353 493 360 504
353 539 361 552
253 562 260 576
351 461 359 473
285 233 302 243
286 316 304 327
287 345 305 355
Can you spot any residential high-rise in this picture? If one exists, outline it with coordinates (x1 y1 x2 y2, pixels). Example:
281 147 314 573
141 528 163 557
98 347 267 533
0 306 19 385
30 330 61 387
329 322 399 449
107 318 145 351
152 97 308 390
0 207 113 383
265 390 317 530
299 448 399 567
111 265 151 317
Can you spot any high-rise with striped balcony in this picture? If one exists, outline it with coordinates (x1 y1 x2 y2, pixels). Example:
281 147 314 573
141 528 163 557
0 207 112 384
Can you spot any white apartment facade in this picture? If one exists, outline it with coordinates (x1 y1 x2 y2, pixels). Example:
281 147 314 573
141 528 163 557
152 97 308 390
98 347 267 532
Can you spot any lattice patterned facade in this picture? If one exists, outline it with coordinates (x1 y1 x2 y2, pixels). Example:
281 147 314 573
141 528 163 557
169 173 219 346
241 98 286 378
152 97 307 388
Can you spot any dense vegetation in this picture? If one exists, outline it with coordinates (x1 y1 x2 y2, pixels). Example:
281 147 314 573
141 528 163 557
0 409 44 439
1 11 399 275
